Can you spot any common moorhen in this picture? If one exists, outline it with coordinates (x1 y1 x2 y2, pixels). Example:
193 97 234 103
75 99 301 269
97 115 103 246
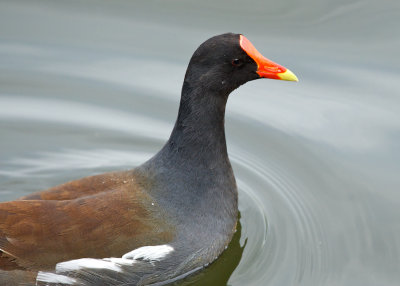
0 33 297 285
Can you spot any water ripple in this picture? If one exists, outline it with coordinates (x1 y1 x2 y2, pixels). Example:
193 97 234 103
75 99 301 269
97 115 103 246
0 95 170 139
230 144 328 285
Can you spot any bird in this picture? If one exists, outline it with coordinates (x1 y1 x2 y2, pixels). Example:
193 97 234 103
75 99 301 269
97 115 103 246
0 33 298 285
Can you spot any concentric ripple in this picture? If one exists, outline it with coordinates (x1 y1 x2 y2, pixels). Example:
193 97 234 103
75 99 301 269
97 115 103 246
229 144 329 286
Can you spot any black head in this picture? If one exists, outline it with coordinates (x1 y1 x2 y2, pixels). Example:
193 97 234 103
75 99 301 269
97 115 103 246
184 33 259 95
183 33 298 96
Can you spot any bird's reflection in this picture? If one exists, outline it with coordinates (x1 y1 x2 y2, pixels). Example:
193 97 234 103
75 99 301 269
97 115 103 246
173 214 246 286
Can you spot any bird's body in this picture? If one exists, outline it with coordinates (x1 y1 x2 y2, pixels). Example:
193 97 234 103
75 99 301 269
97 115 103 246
0 33 297 285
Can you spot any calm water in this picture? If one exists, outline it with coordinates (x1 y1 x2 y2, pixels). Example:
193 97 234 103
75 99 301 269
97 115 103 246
1 0 399 285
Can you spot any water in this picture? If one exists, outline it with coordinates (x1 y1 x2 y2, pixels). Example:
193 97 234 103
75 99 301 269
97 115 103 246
1 0 399 285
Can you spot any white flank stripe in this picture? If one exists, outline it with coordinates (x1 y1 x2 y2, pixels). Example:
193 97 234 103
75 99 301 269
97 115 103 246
53 244 174 276
36 272 77 284
103 257 135 266
56 258 122 273
122 244 174 262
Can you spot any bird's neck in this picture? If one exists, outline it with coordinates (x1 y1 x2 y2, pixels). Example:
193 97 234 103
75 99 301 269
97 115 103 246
162 80 230 169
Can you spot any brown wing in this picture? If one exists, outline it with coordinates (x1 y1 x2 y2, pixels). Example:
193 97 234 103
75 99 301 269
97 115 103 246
0 172 175 271
19 171 134 201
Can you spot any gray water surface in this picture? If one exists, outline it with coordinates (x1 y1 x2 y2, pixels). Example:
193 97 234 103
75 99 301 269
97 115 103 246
1 0 399 285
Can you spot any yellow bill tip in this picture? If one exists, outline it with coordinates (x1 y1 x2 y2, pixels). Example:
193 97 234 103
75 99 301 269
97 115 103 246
277 69 299 82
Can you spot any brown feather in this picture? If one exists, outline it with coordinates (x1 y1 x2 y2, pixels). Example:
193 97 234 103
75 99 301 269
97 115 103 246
19 171 132 201
0 170 175 271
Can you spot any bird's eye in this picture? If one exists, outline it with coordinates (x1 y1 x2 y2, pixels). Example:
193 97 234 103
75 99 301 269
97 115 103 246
232 58 243 67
